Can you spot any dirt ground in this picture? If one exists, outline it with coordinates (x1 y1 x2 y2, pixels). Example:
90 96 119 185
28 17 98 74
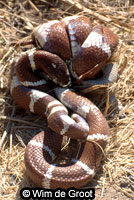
0 0 134 200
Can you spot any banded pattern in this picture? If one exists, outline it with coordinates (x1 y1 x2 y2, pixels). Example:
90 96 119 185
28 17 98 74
10 15 118 189
25 131 98 189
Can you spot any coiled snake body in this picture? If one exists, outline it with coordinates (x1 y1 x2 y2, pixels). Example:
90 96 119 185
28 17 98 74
10 16 118 189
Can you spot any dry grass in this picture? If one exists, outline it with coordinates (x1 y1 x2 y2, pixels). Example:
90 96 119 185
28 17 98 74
0 0 134 199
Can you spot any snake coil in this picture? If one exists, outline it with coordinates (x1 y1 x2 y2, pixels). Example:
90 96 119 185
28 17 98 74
10 16 118 189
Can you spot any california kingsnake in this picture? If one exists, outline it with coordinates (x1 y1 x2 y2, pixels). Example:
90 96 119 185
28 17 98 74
10 16 118 189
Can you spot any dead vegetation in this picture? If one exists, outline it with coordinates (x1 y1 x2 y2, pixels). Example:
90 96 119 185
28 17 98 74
0 0 134 199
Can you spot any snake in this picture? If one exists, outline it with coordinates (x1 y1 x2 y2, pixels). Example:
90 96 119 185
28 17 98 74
10 16 118 189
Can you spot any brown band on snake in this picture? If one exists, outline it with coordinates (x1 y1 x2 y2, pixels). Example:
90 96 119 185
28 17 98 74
10 15 118 189
33 20 71 60
79 63 119 88
61 16 92 57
